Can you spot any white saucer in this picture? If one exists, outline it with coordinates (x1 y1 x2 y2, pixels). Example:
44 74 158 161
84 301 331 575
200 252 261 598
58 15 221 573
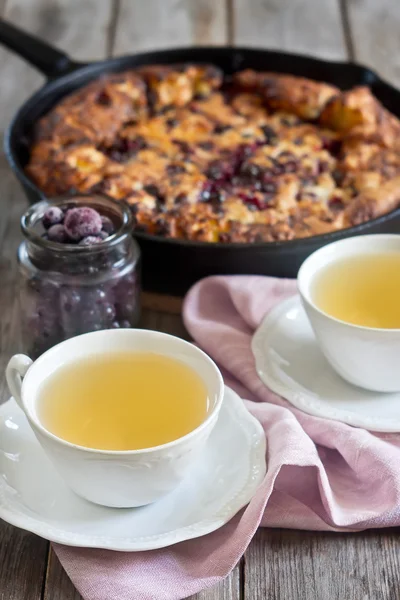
252 295 400 432
0 386 266 551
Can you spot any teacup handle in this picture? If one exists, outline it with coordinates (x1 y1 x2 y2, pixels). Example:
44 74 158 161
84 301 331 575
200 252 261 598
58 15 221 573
6 354 33 411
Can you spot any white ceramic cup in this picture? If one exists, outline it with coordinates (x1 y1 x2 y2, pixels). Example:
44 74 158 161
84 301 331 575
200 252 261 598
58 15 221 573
6 329 224 508
298 234 400 393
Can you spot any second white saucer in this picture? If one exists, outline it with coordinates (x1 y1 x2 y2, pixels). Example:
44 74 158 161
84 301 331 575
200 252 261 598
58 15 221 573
252 295 400 432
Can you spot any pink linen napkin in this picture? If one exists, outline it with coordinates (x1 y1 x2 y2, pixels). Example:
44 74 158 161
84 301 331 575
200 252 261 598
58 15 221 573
54 275 400 600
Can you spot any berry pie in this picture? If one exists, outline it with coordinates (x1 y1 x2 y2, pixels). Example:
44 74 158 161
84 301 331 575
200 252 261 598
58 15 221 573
26 64 400 243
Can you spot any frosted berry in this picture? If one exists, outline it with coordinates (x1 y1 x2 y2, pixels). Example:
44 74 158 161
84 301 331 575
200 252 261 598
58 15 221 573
79 235 103 246
100 215 115 235
92 289 107 302
42 207 64 229
61 289 81 312
47 224 68 243
103 303 116 321
64 207 102 241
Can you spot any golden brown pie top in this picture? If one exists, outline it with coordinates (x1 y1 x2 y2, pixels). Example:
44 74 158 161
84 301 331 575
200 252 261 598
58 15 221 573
26 64 400 243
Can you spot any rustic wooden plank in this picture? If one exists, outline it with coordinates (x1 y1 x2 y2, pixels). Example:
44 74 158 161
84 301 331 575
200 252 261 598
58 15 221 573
345 0 400 87
0 521 48 600
3 0 113 60
232 0 347 60
43 550 81 600
245 527 400 599
0 3 52 590
141 291 183 315
142 309 189 340
0 102 46 600
0 158 25 404
193 568 241 600
113 0 228 54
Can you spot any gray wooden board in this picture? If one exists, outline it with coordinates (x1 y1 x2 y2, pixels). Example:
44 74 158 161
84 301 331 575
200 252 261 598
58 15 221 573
245 527 400 600
345 0 400 87
113 0 228 54
232 0 347 60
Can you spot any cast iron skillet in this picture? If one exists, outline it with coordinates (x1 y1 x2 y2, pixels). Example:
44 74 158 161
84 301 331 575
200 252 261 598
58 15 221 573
2 19 400 295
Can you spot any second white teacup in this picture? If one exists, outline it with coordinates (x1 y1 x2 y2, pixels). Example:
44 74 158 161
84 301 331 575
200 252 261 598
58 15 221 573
298 234 400 393
6 329 224 508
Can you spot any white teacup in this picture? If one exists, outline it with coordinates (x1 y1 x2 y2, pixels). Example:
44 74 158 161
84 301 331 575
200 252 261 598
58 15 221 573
298 234 400 393
6 329 224 508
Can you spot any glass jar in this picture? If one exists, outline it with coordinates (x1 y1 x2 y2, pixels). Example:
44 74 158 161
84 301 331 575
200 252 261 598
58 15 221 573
18 195 141 358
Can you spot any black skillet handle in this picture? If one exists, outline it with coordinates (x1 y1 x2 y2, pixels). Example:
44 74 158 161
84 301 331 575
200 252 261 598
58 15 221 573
0 18 83 78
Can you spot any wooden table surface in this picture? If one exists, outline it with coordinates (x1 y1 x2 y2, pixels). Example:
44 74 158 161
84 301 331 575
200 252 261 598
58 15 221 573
1 1 400 598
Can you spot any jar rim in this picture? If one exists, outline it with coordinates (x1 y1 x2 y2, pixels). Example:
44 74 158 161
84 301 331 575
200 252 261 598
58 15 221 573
21 194 133 254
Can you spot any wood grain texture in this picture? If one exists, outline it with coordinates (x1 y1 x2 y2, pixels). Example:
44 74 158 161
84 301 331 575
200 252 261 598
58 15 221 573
113 0 228 54
3 0 113 60
345 0 400 87
0 1 56 595
141 292 183 315
141 308 189 340
233 0 347 60
245 527 400 600
0 521 48 600
0 158 25 405
43 550 81 600
193 567 241 600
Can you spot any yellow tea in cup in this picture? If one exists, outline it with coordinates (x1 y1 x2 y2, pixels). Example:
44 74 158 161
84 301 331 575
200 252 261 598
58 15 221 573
38 352 209 451
311 252 400 329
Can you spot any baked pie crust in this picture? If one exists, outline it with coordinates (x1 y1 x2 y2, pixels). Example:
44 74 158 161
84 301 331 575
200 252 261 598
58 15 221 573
26 64 400 243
